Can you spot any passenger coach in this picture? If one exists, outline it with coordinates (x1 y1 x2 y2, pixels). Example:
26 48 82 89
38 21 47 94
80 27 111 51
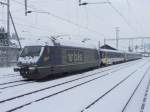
100 48 142 66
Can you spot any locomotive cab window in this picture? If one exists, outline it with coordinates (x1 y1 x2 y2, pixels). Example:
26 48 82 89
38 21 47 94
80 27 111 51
20 46 42 57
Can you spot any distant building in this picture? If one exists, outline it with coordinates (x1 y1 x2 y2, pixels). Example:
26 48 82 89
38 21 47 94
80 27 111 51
0 27 9 46
100 44 117 50
0 27 20 66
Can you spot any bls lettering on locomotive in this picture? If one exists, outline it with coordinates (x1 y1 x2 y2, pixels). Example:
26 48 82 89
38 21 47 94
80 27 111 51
67 51 84 63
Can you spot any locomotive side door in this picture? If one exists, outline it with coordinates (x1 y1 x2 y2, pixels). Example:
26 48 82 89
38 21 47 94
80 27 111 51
43 46 50 65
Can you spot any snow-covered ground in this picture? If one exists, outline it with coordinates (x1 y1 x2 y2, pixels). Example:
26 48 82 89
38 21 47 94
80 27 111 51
0 67 16 76
0 58 150 112
0 66 23 84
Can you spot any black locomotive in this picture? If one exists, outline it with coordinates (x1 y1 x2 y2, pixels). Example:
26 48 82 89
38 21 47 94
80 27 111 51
14 45 100 79
14 42 142 80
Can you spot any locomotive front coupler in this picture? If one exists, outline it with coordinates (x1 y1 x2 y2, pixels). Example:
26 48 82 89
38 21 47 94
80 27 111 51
14 67 20 72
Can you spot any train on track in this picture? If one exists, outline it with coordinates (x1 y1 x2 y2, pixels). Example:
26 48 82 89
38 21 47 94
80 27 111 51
14 39 142 80
100 49 142 66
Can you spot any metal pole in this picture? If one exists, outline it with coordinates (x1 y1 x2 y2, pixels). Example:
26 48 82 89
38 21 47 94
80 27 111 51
104 38 106 45
7 0 10 66
98 40 101 66
9 11 22 49
143 39 146 53
7 0 10 40
128 39 130 52
131 39 133 52
115 27 119 49
98 40 101 50
25 0 27 16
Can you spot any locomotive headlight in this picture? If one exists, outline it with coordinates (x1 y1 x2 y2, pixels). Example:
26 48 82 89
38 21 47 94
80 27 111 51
29 67 36 70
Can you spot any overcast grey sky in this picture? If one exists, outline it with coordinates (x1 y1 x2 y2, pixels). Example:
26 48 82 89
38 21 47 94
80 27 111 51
0 0 150 47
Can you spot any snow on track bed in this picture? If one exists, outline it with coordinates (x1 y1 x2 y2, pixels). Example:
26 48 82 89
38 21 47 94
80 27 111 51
0 58 148 112
0 67 23 85
0 61 136 112
118 60 150 112
0 59 139 92
0 80 34 90
0 74 20 78
0 59 141 92
0 80 27 86
82 61 150 112
19 58 150 112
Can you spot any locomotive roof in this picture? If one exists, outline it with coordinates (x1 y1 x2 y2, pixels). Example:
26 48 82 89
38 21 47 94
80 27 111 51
100 44 117 50
100 48 141 55
21 37 97 49
58 38 96 49
100 48 124 53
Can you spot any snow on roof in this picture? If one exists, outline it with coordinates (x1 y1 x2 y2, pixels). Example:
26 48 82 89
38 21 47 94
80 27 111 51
100 48 141 54
100 48 122 53
20 36 97 49
100 44 117 50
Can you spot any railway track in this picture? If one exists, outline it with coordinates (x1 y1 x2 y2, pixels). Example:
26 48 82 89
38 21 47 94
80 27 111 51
0 81 33 90
0 63 124 91
0 59 145 112
121 66 150 112
0 80 26 86
80 60 150 112
0 74 20 79
0 59 142 91
140 78 150 112
0 74 23 87
0 73 19 77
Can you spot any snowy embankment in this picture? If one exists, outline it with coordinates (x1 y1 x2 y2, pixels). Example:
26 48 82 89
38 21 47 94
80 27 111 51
0 67 15 76
0 67 23 84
